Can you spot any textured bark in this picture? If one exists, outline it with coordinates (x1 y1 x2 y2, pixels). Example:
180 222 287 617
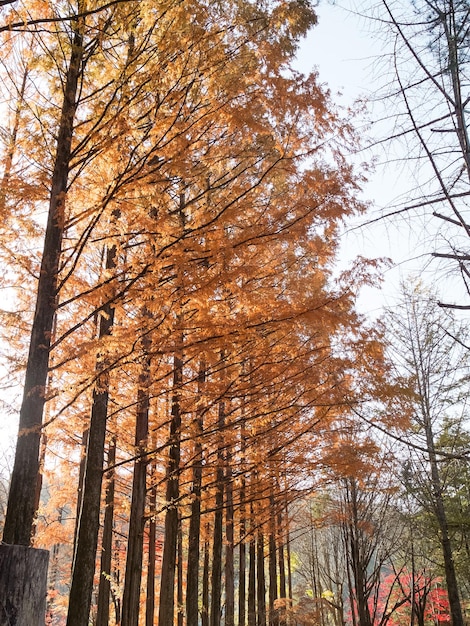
239 517 247 626
239 410 247 626
345 479 372 626
121 349 151 626
268 518 278 626
177 512 184 626
72 428 88 558
186 363 206 626
225 471 235 626
0 544 49 626
96 437 116 626
66 241 116 626
277 511 286 601
158 353 183 626
145 474 157 626
257 531 267 626
210 401 226 626
248 524 256 626
3 9 84 547
202 529 210 626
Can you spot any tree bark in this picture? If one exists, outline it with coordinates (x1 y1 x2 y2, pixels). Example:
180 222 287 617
268 505 278 626
146 468 157 626
225 468 235 626
158 352 183 626
96 437 116 626
257 530 267 626
210 400 226 626
3 6 84 547
202 526 210 626
177 511 184 626
425 419 464 626
0 544 49 626
239 502 247 626
121 347 151 626
186 362 206 626
66 240 117 626
248 517 256 626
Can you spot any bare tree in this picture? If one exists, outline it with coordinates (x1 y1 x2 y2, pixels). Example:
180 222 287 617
373 0 470 306
383 281 470 626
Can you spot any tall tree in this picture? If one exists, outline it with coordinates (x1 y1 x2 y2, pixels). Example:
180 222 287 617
384 282 470 626
375 0 470 306
3 0 86 546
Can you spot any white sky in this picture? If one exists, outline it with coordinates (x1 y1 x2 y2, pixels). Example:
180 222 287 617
295 1 465 318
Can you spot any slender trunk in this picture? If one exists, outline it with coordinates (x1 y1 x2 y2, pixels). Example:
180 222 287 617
239 495 247 626
46 507 64 622
239 408 248 626
73 428 89 558
257 530 267 626
177 511 184 626
146 470 157 626
210 400 226 626
444 12 470 181
112 537 123 623
268 501 278 626
202 526 211 626
186 362 206 626
278 511 286 601
285 501 293 622
66 234 117 626
121 346 151 626
424 419 464 626
225 468 235 626
158 352 183 625
351 496 371 626
3 8 84 547
0 64 28 208
248 510 256 626
96 437 116 626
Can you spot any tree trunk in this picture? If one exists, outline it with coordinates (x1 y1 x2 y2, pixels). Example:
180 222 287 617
248 520 256 626
278 511 286 601
158 352 183 626
96 437 116 626
239 509 247 626
268 508 278 626
210 401 226 626
121 347 151 626
285 513 293 603
66 240 117 626
225 468 235 626
146 470 158 626
239 408 248 626
202 527 211 626
425 421 464 626
3 7 84 547
257 530 267 626
177 512 184 626
186 362 206 626
72 427 89 559
0 544 49 626
0 63 28 207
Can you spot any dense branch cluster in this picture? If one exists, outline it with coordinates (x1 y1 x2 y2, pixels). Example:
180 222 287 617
0 1 398 625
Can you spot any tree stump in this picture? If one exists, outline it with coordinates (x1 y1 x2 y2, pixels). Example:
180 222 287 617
0 543 49 626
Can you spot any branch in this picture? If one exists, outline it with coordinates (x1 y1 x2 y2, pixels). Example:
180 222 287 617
0 0 138 33
437 301 470 310
432 252 470 260
433 211 464 227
